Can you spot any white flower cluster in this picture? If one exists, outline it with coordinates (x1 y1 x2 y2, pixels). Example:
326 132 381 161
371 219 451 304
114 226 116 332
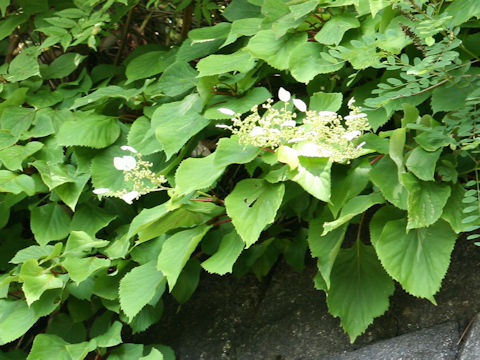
216 88 370 163
93 145 168 204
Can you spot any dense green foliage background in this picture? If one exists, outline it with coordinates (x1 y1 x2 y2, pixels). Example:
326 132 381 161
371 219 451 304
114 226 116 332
0 0 479 358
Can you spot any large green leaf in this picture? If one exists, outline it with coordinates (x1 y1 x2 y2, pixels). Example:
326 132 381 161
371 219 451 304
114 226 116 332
26 334 90 360
246 30 306 70
288 157 331 202
402 173 451 229
156 61 198 97
41 53 86 80
213 136 260 167
152 94 209 160
197 50 256 76
309 92 343 112
201 231 244 275
323 192 384 235
0 292 59 345
55 172 90 211
441 184 476 234
405 147 442 181
225 179 285 247
19 259 64 305
56 113 120 149
127 116 163 155
157 225 211 290
30 203 72 246
0 170 36 195
329 160 371 217
175 154 225 195
308 216 346 289
119 261 166 320
0 141 43 171
315 13 360 45
327 241 394 342
373 218 457 300
63 257 110 285
7 50 40 82
289 42 344 83
125 50 174 83
171 258 201 304
370 156 408 210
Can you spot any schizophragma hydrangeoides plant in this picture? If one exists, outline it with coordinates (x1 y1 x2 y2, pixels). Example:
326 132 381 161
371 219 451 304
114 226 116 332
0 0 479 358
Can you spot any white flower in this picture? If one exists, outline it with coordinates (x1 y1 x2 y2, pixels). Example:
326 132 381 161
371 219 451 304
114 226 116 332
344 113 367 121
292 98 307 112
120 145 138 153
280 120 297 127
269 129 281 135
93 188 110 195
356 141 366 149
343 130 362 140
318 111 337 117
113 156 137 171
215 124 230 129
278 87 291 102
217 107 235 116
122 190 140 204
249 126 267 137
348 97 356 107
287 137 307 143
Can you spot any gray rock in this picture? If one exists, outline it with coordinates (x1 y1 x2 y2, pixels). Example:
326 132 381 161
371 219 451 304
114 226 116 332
319 321 460 360
458 314 480 360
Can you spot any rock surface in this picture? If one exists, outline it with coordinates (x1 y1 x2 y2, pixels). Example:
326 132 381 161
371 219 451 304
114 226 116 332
136 237 480 359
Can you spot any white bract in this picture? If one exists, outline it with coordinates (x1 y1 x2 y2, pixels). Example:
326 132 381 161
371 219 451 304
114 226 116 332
122 190 140 204
344 113 367 121
348 97 355 107
114 155 137 171
292 98 307 112
280 120 297 127
343 130 362 141
278 87 291 102
249 126 267 137
120 145 138 153
93 188 110 195
217 107 236 116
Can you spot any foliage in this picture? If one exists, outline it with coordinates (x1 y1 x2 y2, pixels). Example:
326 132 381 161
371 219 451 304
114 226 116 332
0 0 480 357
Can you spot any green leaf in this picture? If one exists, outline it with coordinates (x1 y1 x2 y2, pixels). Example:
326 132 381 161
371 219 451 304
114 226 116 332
19 259 64 305
246 30 307 70
308 217 346 289
63 257 110 284
175 154 225 195
225 179 285 247
41 53 86 80
201 230 244 275
0 293 59 345
223 17 263 47
30 203 72 246
441 184 476 234
223 0 261 21
128 302 163 335
431 84 468 113
0 141 43 171
27 334 90 360
125 51 174 83
90 321 123 348
128 116 163 155
55 172 90 211
327 241 394 342
288 157 332 202
329 160 371 217
402 173 451 229
126 201 177 240
156 61 198 97
64 231 109 256
197 50 256 76
204 87 271 119
0 14 28 41
171 258 201 304
368 0 391 17
405 147 441 181
157 225 211 290
389 128 406 174
56 113 120 149
322 192 384 235
119 261 166 320
309 92 343 112
289 42 344 83
152 94 209 160
370 156 408 210
140 348 164 360
373 218 457 299
7 50 40 82
189 22 231 44
90 144 128 192
31 161 73 191
0 170 35 195
444 0 480 26
1 106 35 137
71 204 116 237
70 85 150 109
213 136 260 167
314 14 360 45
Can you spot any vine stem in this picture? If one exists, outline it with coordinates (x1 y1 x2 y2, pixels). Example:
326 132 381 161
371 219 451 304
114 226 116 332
114 7 134 66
